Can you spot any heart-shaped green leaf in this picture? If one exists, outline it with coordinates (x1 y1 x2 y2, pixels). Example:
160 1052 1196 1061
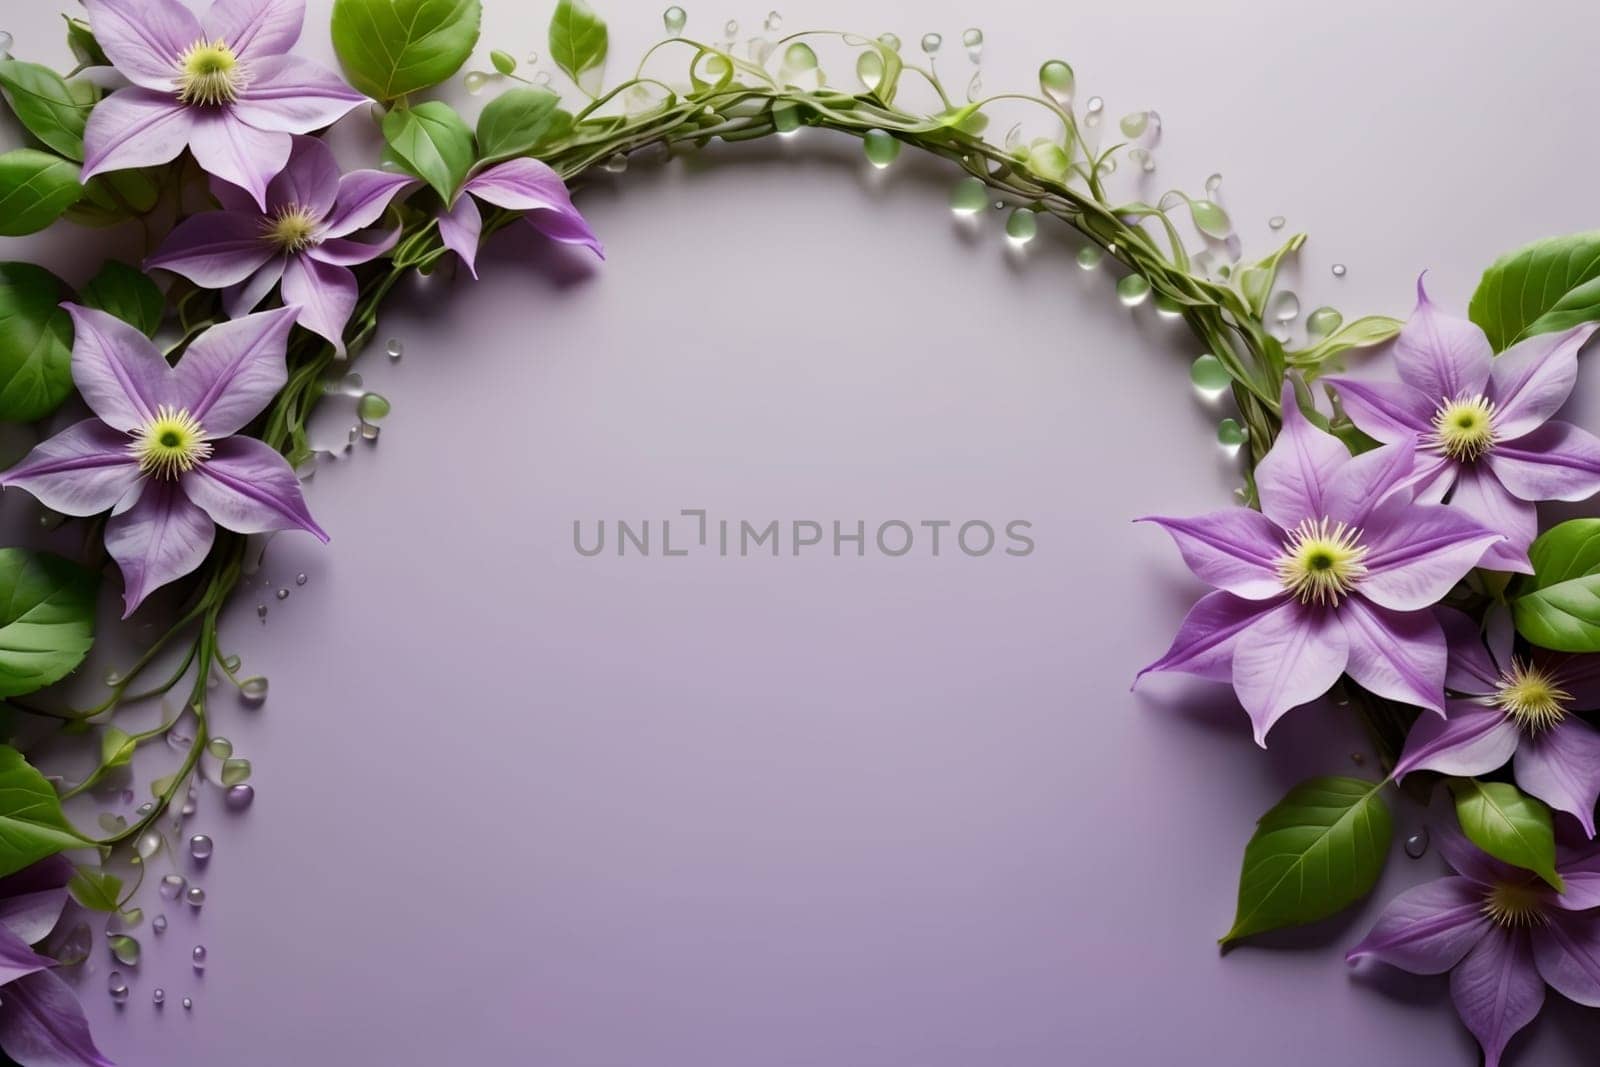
0 262 74 422
548 0 607 96
1452 779 1562 891
79 259 163 337
0 746 86 878
0 549 99 698
382 101 475 200
0 149 82 237
330 0 482 101
1513 519 1600 652
475 87 570 164
67 866 122 912
0 60 92 161
1469 232 1600 351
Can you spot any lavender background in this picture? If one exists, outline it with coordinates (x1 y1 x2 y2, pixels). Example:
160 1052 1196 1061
4 0 1600 1063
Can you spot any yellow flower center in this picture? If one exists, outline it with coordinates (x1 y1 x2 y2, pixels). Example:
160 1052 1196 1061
1274 517 1369 606
1432 395 1497 462
1482 882 1547 928
263 206 322 253
177 39 241 106
1494 660 1570 732
130 406 212 479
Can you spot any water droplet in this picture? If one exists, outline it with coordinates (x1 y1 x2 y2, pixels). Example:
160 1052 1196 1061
153 915 167 934
920 32 941 55
463 70 487 95
1268 215 1286 231
1004 208 1037 246
153 988 165 1006
384 338 403 360
1086 96 1103 114
107 933 140 966
1025 141 1069 181
256 604 268 621
56 923 92 965
1116 274 1151 306
182 996 193 1010
295 573 307 586
191 945 207 970
1190 355 1231 394
221 758 252 787
108 972 129 1004
961 27 983 62
862 129 899 168
136 802 154 816
1038 60 1074 107
1076 246 1103 271
225 784 256 811
723 19 738 38
1129 147 1154 173
662 6 686 35
1204 173 1223 195
1405 828 1430 859
240 676 268 705
1119 111 1150 138
269 589 287 604
965 71 982 102
1307 306 1343 339
1269 290 1301 323
771 101 801 135
105 669 122 686
159 874 186 900
947 177 986 216
855 50 884 91
136 832 162 860
207 738 232 760
1217 418 1247 448
1331 263 1347 278
189 834 213 861
878 33 901 52
360 423 381 442
185 886 205 908
764 9 782 31
533 71 551 87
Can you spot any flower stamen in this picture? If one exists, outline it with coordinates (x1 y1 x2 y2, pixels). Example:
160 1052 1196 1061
262 205 322 253
177 39 243 107
1493 660 1571 732
1274 517 1369 606
1482 882 1547 928
1432 395 1498 462
129 406 211 479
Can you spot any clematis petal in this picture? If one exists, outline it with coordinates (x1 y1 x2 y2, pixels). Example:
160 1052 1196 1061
1410 452 1459 505
1323 437 1416 527
228 55 367 135
1513 718 1600 838
1488 322 1598 439
0 420 143 516
0 924 52 987
1489 421 1600 503
1393 698 1519 779
181 435 327 540
61 304 175 432
1324 375 1435 445
264 134 339 218
464 158 603 257
0 969 117 1067
205 0 304 60
1447 464 1536 573
188 108 291 210
438 194 483 278
105 478 216 617
1346 876 1491 974
1435 823 1526 888
1394 275 1493 403
145 210 276 289
279 254 357 353
1357 500 1502 611
80 87 193 181
222 254 287 318
1532 909 1600 1007
1231 598 1348 746
1254 382 1351 530
1135 590 1272 685
320 170 416 238
306 232 398 267
1556 842 1600 910
1339 596 1446 714
1450 927 1545 1067
1547 651 1600 712
81 0 200 91
1135 510 1285 599
1436 606 1504 694
0 855 73 947
170 305 297 437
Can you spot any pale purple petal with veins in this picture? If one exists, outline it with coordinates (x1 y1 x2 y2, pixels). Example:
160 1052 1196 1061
146 210 276 289
320 171 416 238
1253 382 1350 529
0 421 142 516
1356 499 1501 611
1448 464 1536 573
465 158 603 257
1322 437 1415 527
105 479 216 616
170 305 297 437
1531 909 1600 1006
205 0 304 60
1410 453 1459 504
228 54 367 135
62 305 174 432
1437 606 1503 693
224 255 287 318
1135 510 1285 600
1450 927 1544 1067
1135 590 1273 685
438 194 483 278
180 435 327 540
264 133 339 218
1346 876 1490 974
1488 420 1600 503
80 87 194 181
1557 844 1600 910
1394 275 1492 402
0 969 116 1067
0 856 72 946
1323 375 1434 445
307 232 398 267
1339 595 1446 713
188 109 291 210
1393 698 1518 780
0 925 52 987
1487 323 1596 439
80 0 199 91
1514 719 1600 838
279 254 356 353
1231 598 1348 746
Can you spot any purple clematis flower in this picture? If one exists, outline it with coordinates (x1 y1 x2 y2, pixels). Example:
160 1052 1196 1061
0 856 115 1067
1137 382 1504 745
1327 278 1600 572
0 305 326 616
435 157 602 279
1396 607 1600 836
81 0 366 208
146 135 413 354
1348 826 1600 1067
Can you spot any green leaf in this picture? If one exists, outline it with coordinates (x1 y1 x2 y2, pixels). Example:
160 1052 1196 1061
67 866 122 912
1469 232 1600 351
79 260 163 337
1221 776 1391 944
1513 519 1600 651
99 727 136 770
0 149 82 237
65 168 161 229
63 17 109 68
0 746 86 878
0 61 91 161
381 101 475 200
330 0 482 101
474 87 569 163
1452 779 1563 891
489 49 517 75
1289 316 1404 370
0 262 74 421
0 549 99 698
548 0 608 95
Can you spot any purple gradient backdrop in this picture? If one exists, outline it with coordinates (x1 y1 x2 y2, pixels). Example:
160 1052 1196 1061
4 1 1600 1063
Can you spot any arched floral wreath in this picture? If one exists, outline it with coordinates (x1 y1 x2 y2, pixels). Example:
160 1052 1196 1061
0 1 1596 1063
